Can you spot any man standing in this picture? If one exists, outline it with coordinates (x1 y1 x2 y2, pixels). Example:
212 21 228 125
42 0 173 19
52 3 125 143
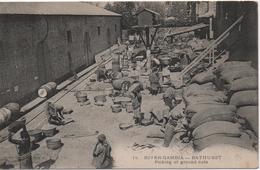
92 134 113 169
129 82 144 125
8 124 33 169
149 67 161 95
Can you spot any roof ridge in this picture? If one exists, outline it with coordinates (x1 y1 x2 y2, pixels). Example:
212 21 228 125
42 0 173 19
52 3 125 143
0 2 121 16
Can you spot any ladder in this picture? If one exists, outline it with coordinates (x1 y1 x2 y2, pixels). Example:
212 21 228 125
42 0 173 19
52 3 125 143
178 15 244 84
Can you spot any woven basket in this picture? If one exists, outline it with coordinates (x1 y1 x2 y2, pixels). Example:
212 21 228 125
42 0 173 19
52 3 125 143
46 138 62 150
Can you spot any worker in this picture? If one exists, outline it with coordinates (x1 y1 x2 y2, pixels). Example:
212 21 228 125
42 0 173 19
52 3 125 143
162 66 171 85
92 134 113 169
45 102 65 126
8 124 33 169
95 65 107 82
129 82 144 125
162 83 177 111
148 67 161 95
163 115 187 147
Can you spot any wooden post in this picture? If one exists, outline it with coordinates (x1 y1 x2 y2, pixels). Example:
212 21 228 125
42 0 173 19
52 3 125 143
146 48 151 72
150 27 158 48
138 31 146 48
145 27 150 48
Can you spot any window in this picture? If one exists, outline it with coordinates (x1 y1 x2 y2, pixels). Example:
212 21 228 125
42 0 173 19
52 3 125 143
115 24 117 32
97 27 100 36
67 30 72 43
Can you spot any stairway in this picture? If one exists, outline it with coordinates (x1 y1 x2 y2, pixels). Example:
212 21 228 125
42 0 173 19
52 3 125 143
178 15 244 84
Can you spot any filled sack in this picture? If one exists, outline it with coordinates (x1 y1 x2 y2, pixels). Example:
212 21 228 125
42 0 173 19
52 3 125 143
190 70 216 84
186 89 226 98
185 103 236 116
193 133 256 151
220 67 257 84
237 106 258 136
192 121 241 140
216 61 252 74
185 95 227 106
230 77 258 92
186 82 216 91
190 111 236 129
230 90 258 107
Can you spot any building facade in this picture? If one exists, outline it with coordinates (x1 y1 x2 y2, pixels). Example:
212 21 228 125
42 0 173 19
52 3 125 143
0 2 121 106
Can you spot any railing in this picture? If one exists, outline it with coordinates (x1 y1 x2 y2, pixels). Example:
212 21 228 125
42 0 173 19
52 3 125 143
178 15 244 84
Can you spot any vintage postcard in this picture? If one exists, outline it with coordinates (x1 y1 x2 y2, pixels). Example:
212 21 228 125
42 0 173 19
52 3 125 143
0 1 258 169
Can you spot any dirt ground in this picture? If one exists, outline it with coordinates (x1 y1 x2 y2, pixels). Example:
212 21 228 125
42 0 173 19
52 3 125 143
0 52 258 169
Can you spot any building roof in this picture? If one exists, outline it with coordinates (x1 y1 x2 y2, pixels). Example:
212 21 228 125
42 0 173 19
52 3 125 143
135 8 161 16
0 2 121 16
166 23 208 37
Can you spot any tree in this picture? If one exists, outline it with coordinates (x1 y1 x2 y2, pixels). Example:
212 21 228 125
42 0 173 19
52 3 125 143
104 2 137 29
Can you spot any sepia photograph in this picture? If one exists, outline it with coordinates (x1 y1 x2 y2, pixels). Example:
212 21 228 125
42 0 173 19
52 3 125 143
0 1 258 169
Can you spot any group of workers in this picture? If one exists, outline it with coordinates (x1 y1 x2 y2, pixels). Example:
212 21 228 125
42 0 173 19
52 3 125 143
6 42 190 170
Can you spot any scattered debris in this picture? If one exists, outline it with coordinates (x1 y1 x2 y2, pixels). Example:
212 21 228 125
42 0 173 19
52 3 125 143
131 143 156 151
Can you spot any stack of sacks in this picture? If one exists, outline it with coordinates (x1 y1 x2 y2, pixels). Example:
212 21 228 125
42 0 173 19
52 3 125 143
192 121 256 151
215 61 258 136
229 77 258 136
214 61 257 91
182 69 257 151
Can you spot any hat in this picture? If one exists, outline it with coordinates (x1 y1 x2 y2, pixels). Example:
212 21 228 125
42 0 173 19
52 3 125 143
98 134 106 142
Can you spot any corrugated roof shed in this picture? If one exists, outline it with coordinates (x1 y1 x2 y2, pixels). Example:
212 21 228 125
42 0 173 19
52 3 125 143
0 2 121 16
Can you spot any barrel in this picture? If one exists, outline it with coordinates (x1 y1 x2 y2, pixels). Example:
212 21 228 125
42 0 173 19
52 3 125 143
3 103 20 114
38 82 57 98
0 108 12 127
3 103 21 120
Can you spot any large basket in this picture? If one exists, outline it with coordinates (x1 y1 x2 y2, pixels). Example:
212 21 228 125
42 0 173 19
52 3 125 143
46 138 62 150
111 104 122 113
41 125 57 137
28 129 43 143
